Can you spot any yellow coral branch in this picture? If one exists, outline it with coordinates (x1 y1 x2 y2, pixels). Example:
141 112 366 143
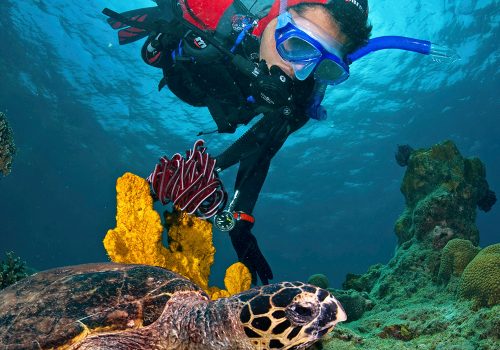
103 172 251 299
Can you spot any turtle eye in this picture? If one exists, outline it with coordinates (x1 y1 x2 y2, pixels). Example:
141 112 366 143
293 305 313 317
286 301 319 325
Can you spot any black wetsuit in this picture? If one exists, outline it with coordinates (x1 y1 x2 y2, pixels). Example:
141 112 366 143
139 0 314 284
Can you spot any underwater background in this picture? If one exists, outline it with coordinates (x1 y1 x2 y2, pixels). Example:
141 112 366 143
0 0 498 290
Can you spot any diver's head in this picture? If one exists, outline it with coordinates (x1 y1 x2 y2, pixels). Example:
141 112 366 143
259 0 372 82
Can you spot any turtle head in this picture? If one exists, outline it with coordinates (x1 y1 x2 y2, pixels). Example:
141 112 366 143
235 281 346 349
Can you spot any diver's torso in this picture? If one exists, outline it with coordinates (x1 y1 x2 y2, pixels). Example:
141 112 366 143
164 1 262 132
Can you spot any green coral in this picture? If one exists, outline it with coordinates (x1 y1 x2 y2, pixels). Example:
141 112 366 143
0 252 28 290
458 243 500 308
0 111 16 177
307 273 329 289
331 289 374 322
342 264 383 293
438 239 480 284
320 142 498 349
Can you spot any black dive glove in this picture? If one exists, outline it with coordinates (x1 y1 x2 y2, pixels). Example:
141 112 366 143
248 60 293 112
229 221 274 285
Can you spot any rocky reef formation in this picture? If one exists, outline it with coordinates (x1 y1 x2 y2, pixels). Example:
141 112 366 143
104 172 252 299
0 252 28 290
395 140 491 246
0 111 16 177
318 141 499 350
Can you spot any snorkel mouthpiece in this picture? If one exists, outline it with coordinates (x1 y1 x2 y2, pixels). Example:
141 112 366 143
428 43 461 63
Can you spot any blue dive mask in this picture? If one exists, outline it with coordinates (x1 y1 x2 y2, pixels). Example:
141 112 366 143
275 11 350 85
274 6 459 87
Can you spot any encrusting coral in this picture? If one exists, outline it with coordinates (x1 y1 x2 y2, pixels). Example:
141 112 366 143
437 238 480 284
0 252 28 290
0 111 16 177
458 243 500 308
104 172 251 299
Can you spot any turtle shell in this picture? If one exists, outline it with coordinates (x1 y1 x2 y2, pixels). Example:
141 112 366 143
0 263 206 349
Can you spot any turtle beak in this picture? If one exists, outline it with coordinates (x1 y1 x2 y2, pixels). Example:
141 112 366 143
318 295 347 334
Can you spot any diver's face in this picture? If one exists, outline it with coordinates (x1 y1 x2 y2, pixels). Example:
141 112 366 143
260 6 347 79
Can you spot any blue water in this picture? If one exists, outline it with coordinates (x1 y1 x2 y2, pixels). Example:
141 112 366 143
0 0 498 288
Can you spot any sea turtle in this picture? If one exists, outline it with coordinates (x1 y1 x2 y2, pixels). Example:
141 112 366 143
0 263 346 350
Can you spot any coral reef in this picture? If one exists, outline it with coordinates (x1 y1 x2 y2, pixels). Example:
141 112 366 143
458 243 500 308
104 172 251 299
0 252 28 290
318 141 499 350
477 189 497 212
395 144 414 167
342 264 383 293
395 140 491 246
307 273 330 289
0 111 16 177
437 238 480 284
331 289 374 322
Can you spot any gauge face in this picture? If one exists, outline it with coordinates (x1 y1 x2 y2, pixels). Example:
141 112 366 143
214 211 235 231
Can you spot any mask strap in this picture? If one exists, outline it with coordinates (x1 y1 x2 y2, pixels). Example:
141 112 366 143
279 0 288 14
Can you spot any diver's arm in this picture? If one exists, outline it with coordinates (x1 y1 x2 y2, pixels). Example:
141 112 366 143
215 108 309 171
141 33 178 67
140 0 184 67
215 112 282 171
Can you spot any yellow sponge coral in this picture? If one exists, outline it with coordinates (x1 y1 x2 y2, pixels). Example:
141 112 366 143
458 243 500 308
104 172 251 299
103 172 168 267
209 263 252 300
224 262 252 295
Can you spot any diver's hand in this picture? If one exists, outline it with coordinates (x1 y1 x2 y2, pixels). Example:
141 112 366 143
229 222 273 285
148 31 177 51
248 60 293 111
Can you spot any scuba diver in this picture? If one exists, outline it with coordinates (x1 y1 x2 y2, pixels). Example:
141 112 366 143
103 0 457 285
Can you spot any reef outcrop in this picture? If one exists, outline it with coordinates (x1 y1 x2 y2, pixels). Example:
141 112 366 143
0 111 16 177
104 172 251 299
395 140 491 247
321 141 499 350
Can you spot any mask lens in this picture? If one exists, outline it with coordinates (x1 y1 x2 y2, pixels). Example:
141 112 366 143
314 60 348 84
278 36 322 61
292 61 318 80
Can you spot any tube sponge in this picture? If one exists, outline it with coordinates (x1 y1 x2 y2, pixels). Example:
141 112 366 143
104 172 251 299
458 243 500 308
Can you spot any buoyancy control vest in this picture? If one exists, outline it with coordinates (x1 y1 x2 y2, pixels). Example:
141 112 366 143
104 0 308 133
150 0 263 133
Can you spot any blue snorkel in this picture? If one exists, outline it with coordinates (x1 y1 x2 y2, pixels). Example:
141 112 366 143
346 36 460 64
272 0 460 120
307 36 460 120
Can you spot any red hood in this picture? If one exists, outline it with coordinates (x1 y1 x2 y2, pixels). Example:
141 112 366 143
180 0 234 31
179 0 329 37
252 0 328 37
